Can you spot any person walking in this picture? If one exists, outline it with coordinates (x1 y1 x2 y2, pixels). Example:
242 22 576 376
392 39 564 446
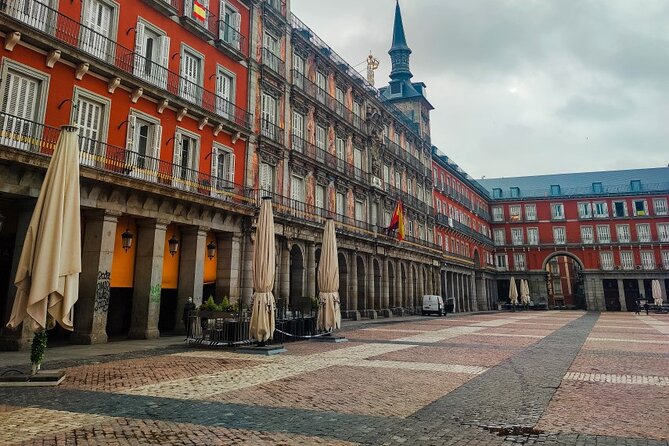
634 299 640 315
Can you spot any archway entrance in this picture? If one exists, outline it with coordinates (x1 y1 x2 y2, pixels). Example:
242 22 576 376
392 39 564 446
357 256 366 311
373 259 382 310
545 254 585 309
290 245 304 309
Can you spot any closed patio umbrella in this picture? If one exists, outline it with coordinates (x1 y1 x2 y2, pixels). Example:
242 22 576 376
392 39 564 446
509 276 519 306
7 125 81 332
652 280 663 306
521 279 531 305
316 219 341 332
249 197 276 343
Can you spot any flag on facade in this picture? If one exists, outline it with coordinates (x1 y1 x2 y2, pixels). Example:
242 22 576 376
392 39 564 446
387 200 405 241
193 0 207 21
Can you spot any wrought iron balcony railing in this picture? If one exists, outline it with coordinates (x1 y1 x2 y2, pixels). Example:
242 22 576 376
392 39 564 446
217 20 248 57
261 119 284 145
290 134 368 184
262 48 285 77
1 0 252 130
183 0 218 36
0 112 253 206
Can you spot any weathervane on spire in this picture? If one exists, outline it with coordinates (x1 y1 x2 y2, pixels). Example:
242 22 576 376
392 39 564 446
366 52 380 86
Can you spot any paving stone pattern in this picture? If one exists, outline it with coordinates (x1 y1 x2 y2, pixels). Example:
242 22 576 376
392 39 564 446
1 312 668 446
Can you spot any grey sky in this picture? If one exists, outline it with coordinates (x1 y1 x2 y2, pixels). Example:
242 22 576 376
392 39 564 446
290 0 669 179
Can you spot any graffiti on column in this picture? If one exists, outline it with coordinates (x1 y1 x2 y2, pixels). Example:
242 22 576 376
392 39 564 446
94 271 111 313
150 283 161 303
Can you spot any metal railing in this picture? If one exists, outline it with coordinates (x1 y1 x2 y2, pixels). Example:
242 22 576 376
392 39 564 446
183 0 218 35
290 134 368 183
386 184 428 214
0 112 253 206
218 20 248 57
384 137 426 172
261 119 284 145
435 213 494 246
262 48 285 77
0 0 252 129
263 0 287 17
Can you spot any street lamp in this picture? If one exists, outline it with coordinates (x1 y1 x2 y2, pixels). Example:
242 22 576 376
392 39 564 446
121 228 133 252
168 234 179 256
207 240 216 260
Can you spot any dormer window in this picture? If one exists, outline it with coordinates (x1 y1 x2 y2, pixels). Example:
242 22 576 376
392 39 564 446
510 187 520 198
493 188 502 199
630 180 641 192
550 184 561 196
592 182 603 193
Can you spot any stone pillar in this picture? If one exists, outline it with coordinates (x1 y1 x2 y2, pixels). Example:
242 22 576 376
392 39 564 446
396 263 403 308
382 258 390 310
638 279 646 301
0 201 35 351
306 242 316 299
349 251 358 315
407 265 415 309
129 219 167 339
240 231 254 307
367 254 375 313
216 233 242 305
174 226 207 334
71 210 120 345
617 279 627 312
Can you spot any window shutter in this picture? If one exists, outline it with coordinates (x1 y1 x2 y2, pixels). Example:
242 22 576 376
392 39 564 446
126 114 136 152
211 148 218 189
134 22 145 78
158 36 170 88
232 13 241 48
173 131 183 180
218 0 227 40
228 152 235 183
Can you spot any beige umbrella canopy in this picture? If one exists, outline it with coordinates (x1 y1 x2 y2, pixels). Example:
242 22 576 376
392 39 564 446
249 198 276 343
317 219 341 332
520 279 531 305
652 280 663 306
509 276 519 306
7 126 81 332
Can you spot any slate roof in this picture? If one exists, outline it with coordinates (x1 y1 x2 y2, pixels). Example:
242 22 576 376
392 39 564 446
477 167 669 200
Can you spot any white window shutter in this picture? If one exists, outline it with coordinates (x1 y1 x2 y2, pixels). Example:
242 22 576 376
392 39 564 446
134 22 145 78
232 12 241 48
218 0 227 40
228 152 235 183
210 148 218 188
173 131 182 166
126 114 136 151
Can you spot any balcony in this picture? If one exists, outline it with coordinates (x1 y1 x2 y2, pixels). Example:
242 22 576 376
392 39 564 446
0 0 252 130
435 213 494 246
261 119 284 145
180 0 218 38
290 134 368 184
0 112 252 207
263 0 287 20
216 20 248 60
262 48 286 78
384 137 425 173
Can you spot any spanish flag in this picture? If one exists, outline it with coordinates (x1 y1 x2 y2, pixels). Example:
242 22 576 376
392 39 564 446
193 0 207 21
387 200 405 241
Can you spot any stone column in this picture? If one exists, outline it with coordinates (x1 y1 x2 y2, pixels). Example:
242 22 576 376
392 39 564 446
216 233 242 305
396 263 403 308
349 251 358 316
407 265 415 310
382 257 390 311
71 210 120 345
367 254 375 316
435 269 442 297
174 226 207 334
306 242 316 299
617 279 627 311
240 231 254 307
129 219 167 339
637 279 646 301
0 201 35 351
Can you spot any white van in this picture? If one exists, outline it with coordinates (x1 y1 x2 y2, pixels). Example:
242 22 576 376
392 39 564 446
422 295 446 316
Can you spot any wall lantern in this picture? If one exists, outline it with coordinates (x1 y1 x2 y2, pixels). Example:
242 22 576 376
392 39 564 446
121 228 133 252
207 240 216 260
168 234 179 256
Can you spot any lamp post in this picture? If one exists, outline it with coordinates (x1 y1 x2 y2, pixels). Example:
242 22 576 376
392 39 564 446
121 229 133 252
207 240 216 260
168 234 179 256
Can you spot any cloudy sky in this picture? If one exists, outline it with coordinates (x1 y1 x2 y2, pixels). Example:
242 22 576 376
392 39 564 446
290 0 669 179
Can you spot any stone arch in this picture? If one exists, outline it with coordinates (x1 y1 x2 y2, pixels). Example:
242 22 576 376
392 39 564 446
357 255 366 311
338 251 349 311
541 251 585 271
290 244 305 306
373 258 382 310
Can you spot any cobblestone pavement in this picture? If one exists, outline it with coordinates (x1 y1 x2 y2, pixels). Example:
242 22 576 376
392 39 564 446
1 311 668 445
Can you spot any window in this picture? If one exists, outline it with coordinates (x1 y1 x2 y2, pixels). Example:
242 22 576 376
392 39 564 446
316 71 327 103
653 198 667 216
509 205 521 221
0 62 48 151
134 21 170 88
630 180 642 192
259 162 274 195
173 129 200 190
511 228 523 245
8 0 55 32
525 204 536 221
219 3 241 49
395 171 401 189
291 111 305 152
633 200 647 217
495 254 508 271
383 165 389 185
658 224 669 242
315 184 325 210
214 67 235 120
335 87 345 116
510 187 520 198
492 206 504 222
336 192 345 216
662 251 669 269
578 202 592 219
493 229 505 246
74 89 110 167
335 136 345 165
640 251 655 270
599 252 614 270
492 188 502 198
581 226 594 244
616 224 630 243
290 175 304 207
353 147 363 170
527 227 539 245
592 182 603 193
550 184 561 196
384 211 391 227
596 225 611 243
315 125 326 150
263 32 280 72
593 201 608 218
125 112 161 181
292 52 305 87
612 201 627 217
260 92 278 138
180 47 203 104
513 253 526 271
355 199 365 221
80 0 116 61
620 251 634 270
553 226 566 244
636 223 651 242
551 203 565 220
